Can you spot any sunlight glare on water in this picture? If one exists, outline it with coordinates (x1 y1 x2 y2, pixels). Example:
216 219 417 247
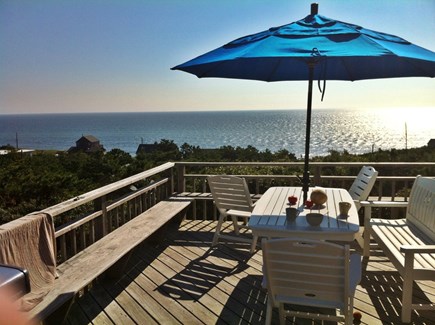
357 107 434 150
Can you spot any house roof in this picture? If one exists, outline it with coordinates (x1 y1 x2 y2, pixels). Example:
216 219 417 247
79 135 100 143
136 144 158 154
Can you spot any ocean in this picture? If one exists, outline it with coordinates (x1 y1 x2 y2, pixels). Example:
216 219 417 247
0 108 433 157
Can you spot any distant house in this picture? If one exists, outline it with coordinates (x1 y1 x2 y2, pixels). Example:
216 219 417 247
68 135 105 153
428 139 435 149
136 144 158 155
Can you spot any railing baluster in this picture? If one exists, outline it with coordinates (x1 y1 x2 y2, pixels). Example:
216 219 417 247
71 229 77 256
60 236 67 262
102 195 108 235
378 179 384 201
314 166 321 185
114 207 119 228
90 219 95 245
202 180 208 220
80 226 86 250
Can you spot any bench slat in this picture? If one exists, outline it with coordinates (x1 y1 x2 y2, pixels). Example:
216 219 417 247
30 200 191 321
371 219 435 272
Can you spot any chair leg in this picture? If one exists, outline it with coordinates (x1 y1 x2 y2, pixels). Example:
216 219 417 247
212 213 226 246
279 303 285 325
231 215 240 234
345 297 354 325
363 206 372 257
250 235 258 253
265 297 273 325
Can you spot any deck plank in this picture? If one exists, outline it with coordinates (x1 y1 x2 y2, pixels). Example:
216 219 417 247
89 284 136 325
67 300 91 325
127 262 196 325
76 291 115 325
65 220 435 325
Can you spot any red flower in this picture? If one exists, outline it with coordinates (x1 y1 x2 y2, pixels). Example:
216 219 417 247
288 195 298 205
305 200 314 208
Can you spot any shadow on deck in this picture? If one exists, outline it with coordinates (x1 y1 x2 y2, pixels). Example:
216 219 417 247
66 220 435 325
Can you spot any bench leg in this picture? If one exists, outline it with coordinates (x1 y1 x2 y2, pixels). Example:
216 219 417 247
401 253 414 323
401 279 413 323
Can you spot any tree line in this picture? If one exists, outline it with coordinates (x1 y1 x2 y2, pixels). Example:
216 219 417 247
0 139 433 224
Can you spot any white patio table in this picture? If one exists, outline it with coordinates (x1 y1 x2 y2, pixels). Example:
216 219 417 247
248 186 359 243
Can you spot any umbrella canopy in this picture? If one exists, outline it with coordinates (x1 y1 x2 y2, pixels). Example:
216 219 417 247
172 3 435 201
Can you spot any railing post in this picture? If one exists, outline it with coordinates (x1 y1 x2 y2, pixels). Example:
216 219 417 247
177 164 186 193
94 195 108 240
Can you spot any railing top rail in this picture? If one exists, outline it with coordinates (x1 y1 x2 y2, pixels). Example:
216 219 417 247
183 174 419 180
41 162 174 217
174 161 435 167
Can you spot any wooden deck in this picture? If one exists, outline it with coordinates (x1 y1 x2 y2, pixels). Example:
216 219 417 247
65 220 435 325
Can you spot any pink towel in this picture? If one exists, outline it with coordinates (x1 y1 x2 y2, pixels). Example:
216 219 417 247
0 213 57 311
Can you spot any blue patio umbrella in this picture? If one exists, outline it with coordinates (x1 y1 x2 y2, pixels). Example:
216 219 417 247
172 3 435 202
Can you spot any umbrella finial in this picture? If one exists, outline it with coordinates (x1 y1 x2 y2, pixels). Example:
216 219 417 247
311 3 319 15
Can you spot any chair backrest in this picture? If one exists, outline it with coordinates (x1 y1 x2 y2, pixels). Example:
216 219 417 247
262 238 351 311
207 175 254 213
349 166 378 208
407 176 435 242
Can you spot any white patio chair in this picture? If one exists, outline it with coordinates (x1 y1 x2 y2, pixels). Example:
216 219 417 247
207 175 258 251
349 166 378 210
262 238 361 325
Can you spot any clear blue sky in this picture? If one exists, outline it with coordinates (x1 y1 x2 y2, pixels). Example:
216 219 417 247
1 0 434 114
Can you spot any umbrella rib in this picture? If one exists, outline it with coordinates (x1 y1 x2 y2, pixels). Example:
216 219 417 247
196 60 231 79
339 57 356 81
266 57 284 82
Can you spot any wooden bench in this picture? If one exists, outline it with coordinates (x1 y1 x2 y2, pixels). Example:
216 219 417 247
361 176 435 323
28 199 192 324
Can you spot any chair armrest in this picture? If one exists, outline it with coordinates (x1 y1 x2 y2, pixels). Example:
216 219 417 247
360 200 408 208
400 245 435 271
361 200 408 224
400 245 435 254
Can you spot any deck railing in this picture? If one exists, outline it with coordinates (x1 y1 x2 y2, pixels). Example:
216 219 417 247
175 161 434 219
176 161 434 197
19 161 435 265
42 162 175 263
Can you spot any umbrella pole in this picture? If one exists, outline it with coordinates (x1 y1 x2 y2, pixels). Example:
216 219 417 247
303 63 315 203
